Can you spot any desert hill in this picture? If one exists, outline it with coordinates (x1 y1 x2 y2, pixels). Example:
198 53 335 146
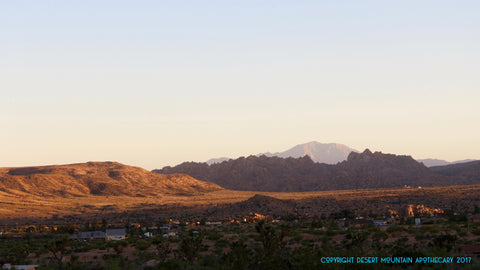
0 162 222 197
430 160 480 182
205 194 298 219
417 158 477 167
155 150 462 192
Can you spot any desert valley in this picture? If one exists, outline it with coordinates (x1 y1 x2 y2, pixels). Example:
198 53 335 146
1 143 480 269
1 142 480 224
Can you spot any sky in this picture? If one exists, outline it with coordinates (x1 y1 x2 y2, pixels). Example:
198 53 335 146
1 1 479 170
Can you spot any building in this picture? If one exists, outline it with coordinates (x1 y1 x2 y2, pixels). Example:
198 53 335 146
163 232 177 238
70 231 106 240
159 224 171 232
2 265 39 270
415 218 421 225
105 228 126 241
374 221 388 226
205 221 222 225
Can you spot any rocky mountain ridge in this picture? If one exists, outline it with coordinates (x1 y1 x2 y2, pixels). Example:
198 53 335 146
155 149 466 192
205 142 476 167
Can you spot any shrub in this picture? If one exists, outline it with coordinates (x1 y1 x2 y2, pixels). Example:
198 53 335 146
135 239 151 251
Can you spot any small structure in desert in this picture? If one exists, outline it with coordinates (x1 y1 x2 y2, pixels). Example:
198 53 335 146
2 264 39 270
106 228 126 241
70 231 106 240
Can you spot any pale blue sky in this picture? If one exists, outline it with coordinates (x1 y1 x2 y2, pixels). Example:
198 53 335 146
1 1 479 169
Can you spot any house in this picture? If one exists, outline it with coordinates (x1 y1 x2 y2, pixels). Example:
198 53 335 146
205 221 222 225
163 232 177 238
159 224 171 232
70 231 106 240
374 221 388 226
2 264 39 270
106 228 126 241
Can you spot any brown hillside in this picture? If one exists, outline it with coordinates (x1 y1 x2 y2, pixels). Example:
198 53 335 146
0 161 222 197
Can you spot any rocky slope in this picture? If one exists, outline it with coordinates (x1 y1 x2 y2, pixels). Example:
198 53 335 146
155 150 461 192
0 162 222 197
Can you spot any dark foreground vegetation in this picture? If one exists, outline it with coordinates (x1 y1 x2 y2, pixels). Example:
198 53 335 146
2 210 480 270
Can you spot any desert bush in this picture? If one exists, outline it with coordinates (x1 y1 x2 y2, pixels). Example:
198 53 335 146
135 239 151 251
206 231 223 241
386 225 404 234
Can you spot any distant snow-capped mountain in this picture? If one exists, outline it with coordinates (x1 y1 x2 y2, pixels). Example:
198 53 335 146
261 141 358 164
206 157 231 165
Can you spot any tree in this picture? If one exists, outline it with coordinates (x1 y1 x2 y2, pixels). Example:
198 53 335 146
152 237 171 262
223 240 253 270
67 254 79 270
345 229 369 254
430 233 457 252
101 218 108 231
47 237 69 270
177 230 203 263
0 243 10 269
111 240 128 270
255 220 291 269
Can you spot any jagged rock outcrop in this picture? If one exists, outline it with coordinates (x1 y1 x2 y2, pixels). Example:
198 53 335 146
154 150 460 192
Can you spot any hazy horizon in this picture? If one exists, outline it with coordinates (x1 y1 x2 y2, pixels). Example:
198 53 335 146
0 140 477 171
2 1 479 170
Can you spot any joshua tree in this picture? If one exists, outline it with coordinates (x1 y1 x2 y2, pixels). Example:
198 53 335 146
255 220 291 269
47 237 69 270
152 237 171 262
177 230 203 263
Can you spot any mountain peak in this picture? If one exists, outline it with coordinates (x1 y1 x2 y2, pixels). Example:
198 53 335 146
263 141 358 164
205 141 358 165
347 149 374 161
362 149 373 155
